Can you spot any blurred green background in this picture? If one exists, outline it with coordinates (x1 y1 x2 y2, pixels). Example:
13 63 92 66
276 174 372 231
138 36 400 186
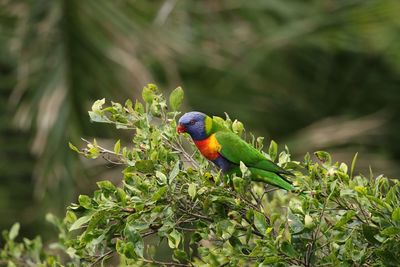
1 0 399 240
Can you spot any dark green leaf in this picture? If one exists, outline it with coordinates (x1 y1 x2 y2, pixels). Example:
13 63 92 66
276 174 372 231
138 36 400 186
362 224 380 244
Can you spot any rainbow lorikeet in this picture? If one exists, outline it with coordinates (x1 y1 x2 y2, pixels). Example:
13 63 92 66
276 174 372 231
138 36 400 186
177 112 295 191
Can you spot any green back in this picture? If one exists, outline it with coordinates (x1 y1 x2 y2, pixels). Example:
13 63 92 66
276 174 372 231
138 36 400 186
214 131 289 175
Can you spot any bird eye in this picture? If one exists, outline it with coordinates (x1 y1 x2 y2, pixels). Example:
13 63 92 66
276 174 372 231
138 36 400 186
189 120 195 125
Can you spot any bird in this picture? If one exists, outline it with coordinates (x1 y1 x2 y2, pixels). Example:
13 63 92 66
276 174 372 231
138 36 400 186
177 111 295 191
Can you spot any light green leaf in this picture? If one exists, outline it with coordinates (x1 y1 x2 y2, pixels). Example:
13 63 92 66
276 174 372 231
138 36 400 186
392 207 400 222
152 186 167 201
268 140 278 161
188 183 197 200
9 223 20 241
156 171 167 184
253 211 268 234
169 86 184 111
97 180 116 192
350 152 358 178
78 195 92 209
114 140 121 154
92 98 105 112
304 214 314 228
240 161 250 177
168 229 181 248
142 86 154 104
232 120 244 136
169 161 180 184
116 188 127 204
68 142 80 153
69 215 92 231
339 162 348 174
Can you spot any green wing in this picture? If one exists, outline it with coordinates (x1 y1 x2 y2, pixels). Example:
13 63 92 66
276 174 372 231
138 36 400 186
215 131 291 175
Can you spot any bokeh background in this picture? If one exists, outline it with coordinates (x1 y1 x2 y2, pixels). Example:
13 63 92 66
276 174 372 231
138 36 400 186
1 0 399 241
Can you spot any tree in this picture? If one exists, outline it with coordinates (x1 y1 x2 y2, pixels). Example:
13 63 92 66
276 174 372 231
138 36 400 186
1 85 399 266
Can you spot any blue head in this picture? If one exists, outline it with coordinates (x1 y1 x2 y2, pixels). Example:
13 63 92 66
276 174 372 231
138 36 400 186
177 111 208 140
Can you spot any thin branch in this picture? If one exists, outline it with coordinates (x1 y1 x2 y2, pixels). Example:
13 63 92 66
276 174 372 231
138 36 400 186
90 250 114 267
141 258 191 267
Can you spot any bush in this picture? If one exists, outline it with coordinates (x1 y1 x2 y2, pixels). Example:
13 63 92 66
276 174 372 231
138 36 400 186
1 84 399 266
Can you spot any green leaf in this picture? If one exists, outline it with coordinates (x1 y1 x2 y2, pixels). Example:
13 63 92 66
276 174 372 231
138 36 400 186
380 226 400 236
173 249 189 263
188 183 197 200
92 98 105 112
169 86 184 111
69 215 92 231
135 160 155 173
156 171 167 185
78 195 92 209
124 225 144 258
142 86 154 104
97 180 116 192
392 207 400 222
123 242 138 259
260 256 279 265
256 136 264 150
350 152 358 178
152 186 167 201
239 161 250 177
304 214 314 228
287 210 304 234
253 211 268 234
228 235 242 249
233 176 245 193
9 223 20 241
269 140 278 162
281 241 297 257
114 140 121 154
169 161 180 184
168 229 182 249
68 142 80 153
339 162 348 174
116 188 127 205
232 120 244 136
340 188 356 197
335 211 356 228
314 151 331 165
362 224 380 244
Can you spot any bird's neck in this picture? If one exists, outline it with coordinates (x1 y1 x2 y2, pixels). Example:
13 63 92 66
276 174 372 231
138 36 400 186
193 134 220 160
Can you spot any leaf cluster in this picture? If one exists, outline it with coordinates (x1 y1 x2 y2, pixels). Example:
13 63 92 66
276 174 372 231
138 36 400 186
2 85 399 267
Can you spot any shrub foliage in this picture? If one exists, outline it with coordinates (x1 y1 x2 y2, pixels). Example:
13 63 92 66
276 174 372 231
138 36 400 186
1 85 400 266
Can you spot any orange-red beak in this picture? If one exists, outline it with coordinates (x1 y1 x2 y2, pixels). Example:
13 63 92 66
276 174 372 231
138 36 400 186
177 124 186 133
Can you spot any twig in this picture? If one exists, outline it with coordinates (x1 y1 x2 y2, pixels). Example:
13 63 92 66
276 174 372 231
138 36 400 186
89 250 114 267
141 258 191 266
306 196 328 266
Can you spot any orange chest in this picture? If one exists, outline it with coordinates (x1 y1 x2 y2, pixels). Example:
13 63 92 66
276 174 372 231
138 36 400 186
194 134 221 160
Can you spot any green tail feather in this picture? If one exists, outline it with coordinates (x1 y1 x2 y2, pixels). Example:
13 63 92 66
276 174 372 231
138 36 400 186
248 167 295 191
